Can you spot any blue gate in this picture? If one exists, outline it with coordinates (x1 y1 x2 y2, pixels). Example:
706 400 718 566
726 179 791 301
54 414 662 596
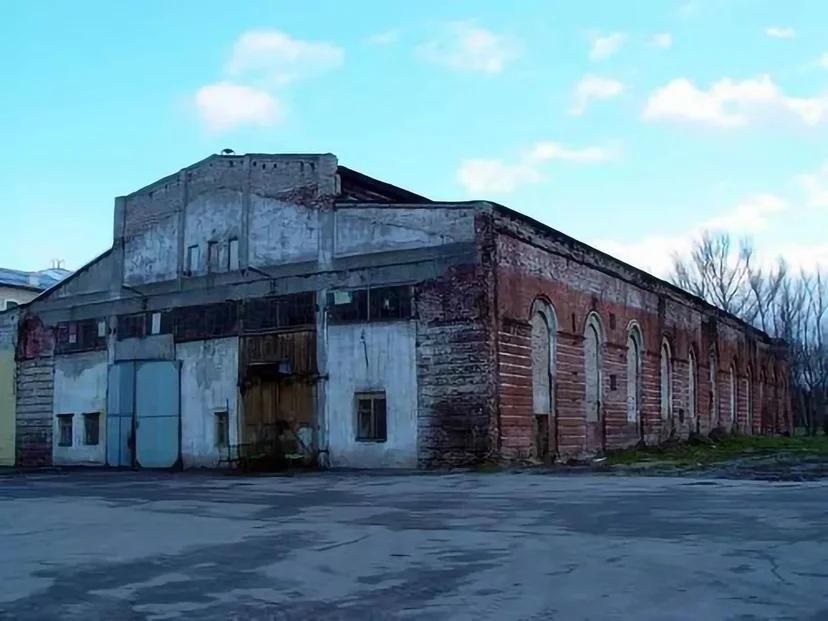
106 362 135 467
135 361 180 468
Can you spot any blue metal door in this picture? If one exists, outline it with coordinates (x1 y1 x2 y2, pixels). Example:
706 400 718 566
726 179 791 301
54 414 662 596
107 362 135 467
135 361 180 468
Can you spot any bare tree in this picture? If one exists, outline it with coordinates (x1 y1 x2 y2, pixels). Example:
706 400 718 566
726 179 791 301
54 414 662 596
671 232 754 317
671 231 828 435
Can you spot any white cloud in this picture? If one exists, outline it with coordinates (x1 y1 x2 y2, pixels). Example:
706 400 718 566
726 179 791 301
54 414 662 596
704 193 788 233
225 29 344 86
417 22 520 74
457 159 542 194
527 141 615 163
458 140 616 194
643 75 828 127
589 32 627 61
820 53 828 69
194 82 284 133
651 33 673 49
797 161 828 208
593 193 788 276
765 26 796 39
367 29 399 45
570 74 625 115
678 2 700 19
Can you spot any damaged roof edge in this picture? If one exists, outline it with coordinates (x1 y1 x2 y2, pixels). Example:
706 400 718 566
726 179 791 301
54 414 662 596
337 166 432 204
488 202 780 346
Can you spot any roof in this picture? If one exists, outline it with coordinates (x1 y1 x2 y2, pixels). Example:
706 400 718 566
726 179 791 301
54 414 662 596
0 267 71 292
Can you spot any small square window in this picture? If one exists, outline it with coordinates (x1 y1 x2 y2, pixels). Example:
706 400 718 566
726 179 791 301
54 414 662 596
355 392 387 442
58 414 73 447
83 413 100 445
228 238 240 271
186 245 200 274
215 411 229 447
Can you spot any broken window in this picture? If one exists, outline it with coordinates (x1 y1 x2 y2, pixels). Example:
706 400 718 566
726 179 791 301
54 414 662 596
56 319 107 353
355 392 387 442
186 244 200 274
243 293 315 333
228 238 240 271
174 302 238 342
58 414 73 447
327 286 412 323
215 411 229 447
83 413 100 446
369 285 413 321
118 313 145 340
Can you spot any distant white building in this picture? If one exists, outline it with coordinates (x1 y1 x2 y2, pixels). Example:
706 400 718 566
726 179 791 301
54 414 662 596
0 267 71 310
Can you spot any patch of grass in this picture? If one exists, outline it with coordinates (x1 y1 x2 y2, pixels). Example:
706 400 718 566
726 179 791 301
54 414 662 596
605 434 828 467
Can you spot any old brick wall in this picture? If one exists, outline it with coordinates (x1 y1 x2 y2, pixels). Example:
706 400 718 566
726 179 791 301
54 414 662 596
415 215 498 466
490 210 790 460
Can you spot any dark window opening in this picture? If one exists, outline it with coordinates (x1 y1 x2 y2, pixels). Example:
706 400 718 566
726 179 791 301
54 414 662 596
58 414 73 447
186 244 200 274
83 413 100 445
5 300 18 310
56 319 107 353
118 313 145 340
356 392 387 442
215 411 229 447
242 292 315 333
174 302 238 341
328 285 412 323
207 241 220 273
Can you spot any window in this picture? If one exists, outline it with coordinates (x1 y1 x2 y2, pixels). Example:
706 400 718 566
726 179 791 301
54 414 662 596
207 241 220 273
173 301 238 341
584 314 603 423
58 414 73 447
729 365 737 428
228 238 240 271
118 313 145 340
709 352 719 426
83 413 100 445
56 319 107 353
328 289 368 322
745 368 753 433
626 325 643 423
530 300 556 417
369 285 413 321
186 244 200 274
688 349 698 422
327 286 412 323
5 300 19 310
660 340 673 420
356 392 387 442
215 411 229 447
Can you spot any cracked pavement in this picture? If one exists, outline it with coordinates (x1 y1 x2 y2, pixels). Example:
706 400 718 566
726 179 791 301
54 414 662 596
1 470 827 620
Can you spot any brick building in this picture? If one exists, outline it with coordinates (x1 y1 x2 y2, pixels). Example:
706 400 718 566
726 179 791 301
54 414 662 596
4 152 790 469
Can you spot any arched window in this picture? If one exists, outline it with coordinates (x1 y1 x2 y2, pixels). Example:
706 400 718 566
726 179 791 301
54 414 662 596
584 313 603 423
530 300 556 417
688 348 698 422
729 364 737 429
709 351 719 426
626 324 643 423
660 339 673 420
745 366 753 434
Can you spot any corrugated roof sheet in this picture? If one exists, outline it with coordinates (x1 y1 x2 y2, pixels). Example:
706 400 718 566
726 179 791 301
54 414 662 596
0 267 72 291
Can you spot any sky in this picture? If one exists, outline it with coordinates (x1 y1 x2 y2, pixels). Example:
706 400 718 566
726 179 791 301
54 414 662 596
1 0 827 276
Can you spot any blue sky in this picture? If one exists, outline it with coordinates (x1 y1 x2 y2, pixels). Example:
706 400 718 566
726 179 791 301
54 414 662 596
2 0 826 275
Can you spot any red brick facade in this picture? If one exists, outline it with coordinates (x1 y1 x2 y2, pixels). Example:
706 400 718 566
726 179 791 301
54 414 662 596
487 208 791 461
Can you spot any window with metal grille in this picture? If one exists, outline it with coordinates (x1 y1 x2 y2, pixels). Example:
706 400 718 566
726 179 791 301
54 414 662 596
58 414 73 447
215 411 229 447
118 313 145 340
242 293 315 333
83 413 100 445
355 392 387 442
174 302 238 341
